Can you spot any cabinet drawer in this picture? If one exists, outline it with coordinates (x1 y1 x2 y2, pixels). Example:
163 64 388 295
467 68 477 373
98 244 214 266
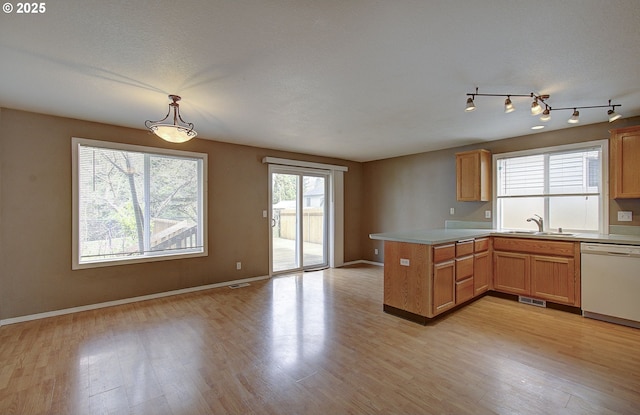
474 238 489 253
456 240 474 257
493 237 575 257
455 256 474 281
433 244 455 262
456 277 474 304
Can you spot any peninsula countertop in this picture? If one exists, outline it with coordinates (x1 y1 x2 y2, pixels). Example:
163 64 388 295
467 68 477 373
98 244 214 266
369 229 640 246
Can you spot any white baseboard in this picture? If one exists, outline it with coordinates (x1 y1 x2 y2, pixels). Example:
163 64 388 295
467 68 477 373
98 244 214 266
341 259 383 267
0 275 270 327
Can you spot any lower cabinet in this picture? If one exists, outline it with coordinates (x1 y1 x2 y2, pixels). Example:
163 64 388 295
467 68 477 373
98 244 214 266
493 237 580 307
493 251 530 295
382 236 580 323
433 259 455 314
473 238 491 295
530 254 575 305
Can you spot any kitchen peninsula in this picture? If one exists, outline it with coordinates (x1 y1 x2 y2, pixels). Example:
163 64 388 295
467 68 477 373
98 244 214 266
369 228 632 324
370 229 493 324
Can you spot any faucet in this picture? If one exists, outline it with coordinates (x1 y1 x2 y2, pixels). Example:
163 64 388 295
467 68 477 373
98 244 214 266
526 214 544 232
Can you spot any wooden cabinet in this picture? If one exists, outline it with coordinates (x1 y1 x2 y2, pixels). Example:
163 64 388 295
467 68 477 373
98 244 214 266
383 241 430 316
530 255 575 305
492 237 580 306
433 243 456 314
382 237 490 322
610 126 640 198
473 238 491 295
455 240 474 305
456 149 491 201
494 251 530 295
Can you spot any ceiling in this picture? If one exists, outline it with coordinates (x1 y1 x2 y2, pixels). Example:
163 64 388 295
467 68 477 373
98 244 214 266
1 1 639 162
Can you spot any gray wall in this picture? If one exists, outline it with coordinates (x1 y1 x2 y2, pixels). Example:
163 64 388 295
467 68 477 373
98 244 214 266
362 117 640 262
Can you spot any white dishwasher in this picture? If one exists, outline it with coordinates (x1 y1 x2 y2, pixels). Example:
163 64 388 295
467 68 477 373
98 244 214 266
581 242 640 328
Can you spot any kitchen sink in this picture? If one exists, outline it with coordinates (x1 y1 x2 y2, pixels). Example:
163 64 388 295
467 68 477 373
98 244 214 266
500 230 574 237
535 231 575 236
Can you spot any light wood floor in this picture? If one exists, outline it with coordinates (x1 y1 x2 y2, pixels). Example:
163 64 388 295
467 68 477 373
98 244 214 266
1 264 639 415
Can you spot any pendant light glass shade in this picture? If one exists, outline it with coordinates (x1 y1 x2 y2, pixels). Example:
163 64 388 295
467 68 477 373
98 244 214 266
145 95 197 143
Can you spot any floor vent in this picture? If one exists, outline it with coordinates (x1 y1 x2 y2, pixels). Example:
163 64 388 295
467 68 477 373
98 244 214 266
228 283 250 289
518 296 546 307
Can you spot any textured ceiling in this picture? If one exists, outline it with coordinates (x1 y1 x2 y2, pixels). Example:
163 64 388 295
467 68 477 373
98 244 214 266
1 0 639 162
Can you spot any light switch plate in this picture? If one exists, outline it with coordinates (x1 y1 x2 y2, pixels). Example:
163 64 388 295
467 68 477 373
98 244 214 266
618 211 633 221
400 258 410 266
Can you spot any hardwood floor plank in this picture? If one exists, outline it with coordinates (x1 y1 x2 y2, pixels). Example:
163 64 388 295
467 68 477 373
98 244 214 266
0 264 639 414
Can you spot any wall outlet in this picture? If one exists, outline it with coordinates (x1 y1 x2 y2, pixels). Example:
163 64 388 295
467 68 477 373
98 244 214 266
400 258 410 266
450 207 455 215
485 210 491 219
236 261 242 270
374 248 379 255
618 211 633 222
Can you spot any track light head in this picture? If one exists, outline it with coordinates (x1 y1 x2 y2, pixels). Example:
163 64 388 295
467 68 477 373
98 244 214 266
504 97 515 113
531 99 543 115
539 107 551 122
608 108 622 122
465 97 476 112
568 109 580 124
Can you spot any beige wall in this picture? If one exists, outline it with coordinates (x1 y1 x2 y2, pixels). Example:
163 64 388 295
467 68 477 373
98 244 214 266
362 117 640 262
0 108 362 319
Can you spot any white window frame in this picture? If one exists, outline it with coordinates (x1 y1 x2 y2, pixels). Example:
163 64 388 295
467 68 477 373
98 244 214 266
492 139 609 234
72 137 208 269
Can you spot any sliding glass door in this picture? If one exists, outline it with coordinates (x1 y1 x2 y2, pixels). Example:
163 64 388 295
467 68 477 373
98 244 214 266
270 168 328 274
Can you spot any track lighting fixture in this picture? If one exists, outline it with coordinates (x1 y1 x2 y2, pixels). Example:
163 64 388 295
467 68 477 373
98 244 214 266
145 95 198 143
464 87 622 127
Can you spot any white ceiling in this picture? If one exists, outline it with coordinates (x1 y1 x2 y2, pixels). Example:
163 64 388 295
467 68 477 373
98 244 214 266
1 1 639 162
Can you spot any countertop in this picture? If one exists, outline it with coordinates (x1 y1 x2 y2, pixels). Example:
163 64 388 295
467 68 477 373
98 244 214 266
369 229 640 246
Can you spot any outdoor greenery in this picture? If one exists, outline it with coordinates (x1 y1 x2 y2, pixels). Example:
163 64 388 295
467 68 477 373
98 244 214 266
78 145 200 260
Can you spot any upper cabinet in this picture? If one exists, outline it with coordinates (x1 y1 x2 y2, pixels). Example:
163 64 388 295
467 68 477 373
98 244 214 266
456 149 491 202
610 126 640 199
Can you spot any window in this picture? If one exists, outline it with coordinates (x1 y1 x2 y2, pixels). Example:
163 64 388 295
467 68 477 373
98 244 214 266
495 140 607 233
72 138 207 269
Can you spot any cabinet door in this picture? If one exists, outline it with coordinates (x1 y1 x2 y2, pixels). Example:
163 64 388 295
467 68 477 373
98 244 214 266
456 149 491 201
433 260 455 315
383 241 430 316
530 255 575 305
493 251 530 295
611 127 640 198
473 250 490 295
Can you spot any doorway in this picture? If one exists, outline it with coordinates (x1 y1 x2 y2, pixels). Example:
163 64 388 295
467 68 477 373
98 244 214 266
270 168 329 274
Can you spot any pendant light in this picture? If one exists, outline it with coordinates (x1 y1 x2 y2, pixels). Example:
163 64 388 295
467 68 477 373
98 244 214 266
145 95 198 143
